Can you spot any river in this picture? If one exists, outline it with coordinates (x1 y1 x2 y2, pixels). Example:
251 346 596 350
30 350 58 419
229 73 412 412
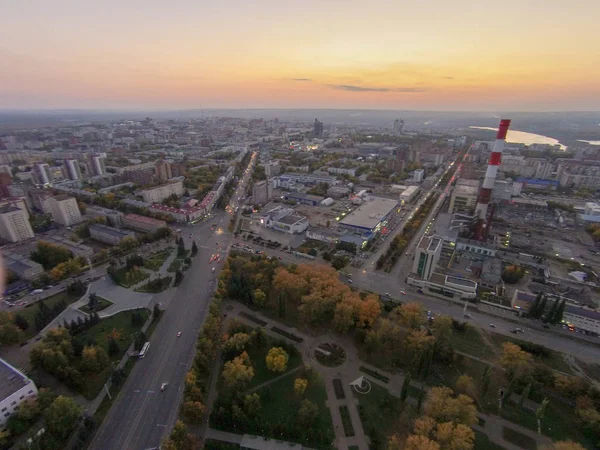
470 126 567 150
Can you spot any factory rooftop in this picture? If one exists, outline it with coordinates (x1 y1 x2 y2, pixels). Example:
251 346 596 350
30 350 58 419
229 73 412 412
339 197 398 230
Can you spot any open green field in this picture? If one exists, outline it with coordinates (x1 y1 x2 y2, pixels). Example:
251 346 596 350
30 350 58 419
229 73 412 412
18 290 79 338
449 325 494 360
143 248 173 271
474 430 506 450
78 296 113 314
203 440 239 450
255 367 334 449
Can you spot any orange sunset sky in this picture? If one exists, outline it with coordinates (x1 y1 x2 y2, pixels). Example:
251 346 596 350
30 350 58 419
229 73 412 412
2 0 599 111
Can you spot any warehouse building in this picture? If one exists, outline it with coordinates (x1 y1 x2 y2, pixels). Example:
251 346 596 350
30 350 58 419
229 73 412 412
283 192 325 206
338 197 398 237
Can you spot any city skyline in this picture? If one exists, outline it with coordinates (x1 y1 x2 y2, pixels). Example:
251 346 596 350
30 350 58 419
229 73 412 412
2 0 600 111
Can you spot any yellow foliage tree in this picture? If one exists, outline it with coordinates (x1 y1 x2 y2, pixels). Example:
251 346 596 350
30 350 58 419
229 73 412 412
294 378 308 396
424 387 477 426
265 347 289 372
222 351 254 388
404 434 440 450
543 442 586 450
500 342 533 380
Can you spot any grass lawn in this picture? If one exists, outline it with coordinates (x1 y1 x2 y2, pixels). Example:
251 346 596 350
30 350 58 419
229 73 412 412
500 399 597 449
167 258 182 273
18 290 79 338
355 382 408 450
254 367 334 449
78 296 113 314
203 440 239 450
93 357 136 423
474 430 506 450
143 248 173 271
449 326 494 361
502 426 537 450
246 341 303 389
112 266 149 288
73 309 149 399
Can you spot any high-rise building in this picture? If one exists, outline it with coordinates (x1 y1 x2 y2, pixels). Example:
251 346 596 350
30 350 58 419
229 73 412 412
0 172 12 198
412 235 442 280
393 118 404 135
394 147 407 173
0 205 34 242
313 118 324 137
88 154 106 176
252 180 272 206
170 163 186 178
413 169 425 183
155 160 172 182
63 159 82 180
49 195 82 226
32 163 51 185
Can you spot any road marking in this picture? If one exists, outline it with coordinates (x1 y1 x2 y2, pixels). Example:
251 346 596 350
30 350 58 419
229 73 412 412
156 424 168 427
147 390 156 394
134 390 140 393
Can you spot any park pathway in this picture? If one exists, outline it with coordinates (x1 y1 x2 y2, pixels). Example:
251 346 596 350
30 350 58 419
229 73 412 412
213 301 553 450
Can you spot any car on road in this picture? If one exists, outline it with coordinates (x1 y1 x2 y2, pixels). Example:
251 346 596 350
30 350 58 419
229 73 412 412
348 279 353 284
400 290 406 295
177 332 182 337
160 383 168 392
463 313 472 318
384 292 391 297
489 323 496 328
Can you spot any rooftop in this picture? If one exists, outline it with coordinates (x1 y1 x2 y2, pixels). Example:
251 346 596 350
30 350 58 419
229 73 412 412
0 358 32 401
0 205 21 214
285 192 325 202
277 214 307 225
339 197 398 230
124 213 166 226
453 184 479 196
89 224 134 238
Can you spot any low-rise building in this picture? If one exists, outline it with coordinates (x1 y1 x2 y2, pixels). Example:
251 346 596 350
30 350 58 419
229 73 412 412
399 185 420 204
4 252 44 280
339 197 398 237
327 186 351 198
42 236 94 259
85 206 124 227
448 180 479 214
260 206 309 234
456 238 497 258
89 223 136 245
306 227 340 244
0 358 38 431
283 192 324 206
139 181 183 203
123 213 167 232
148 204 205 223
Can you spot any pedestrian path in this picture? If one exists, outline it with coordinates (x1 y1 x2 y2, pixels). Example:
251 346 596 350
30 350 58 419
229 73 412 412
218 301 553 450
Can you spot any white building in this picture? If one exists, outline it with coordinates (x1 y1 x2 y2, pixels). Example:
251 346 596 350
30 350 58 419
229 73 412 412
139 181 183 203
49 195 82 226
0 358 38 431
32 163 51 185
0 206 34 242
63 159 82 181
400 185 420 204
260 206 309 234
413 169 424 183
88 154 106 176
412 235 442 281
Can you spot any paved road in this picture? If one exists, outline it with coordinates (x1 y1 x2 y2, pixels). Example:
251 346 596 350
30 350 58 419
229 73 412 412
90 153 256 450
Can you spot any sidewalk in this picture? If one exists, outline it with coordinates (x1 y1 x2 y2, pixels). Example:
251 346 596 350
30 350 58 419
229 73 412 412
223 301 553 450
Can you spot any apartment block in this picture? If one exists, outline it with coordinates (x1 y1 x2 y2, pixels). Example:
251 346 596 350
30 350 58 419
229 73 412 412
139 181 183 203
0 206 34 242
49 195 82 226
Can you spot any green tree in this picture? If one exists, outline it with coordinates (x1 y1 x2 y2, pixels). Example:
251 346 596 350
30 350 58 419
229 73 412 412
14 314 29 331
108 338 120 357
519 383 532 409
44 396 81 441
297 399 319 426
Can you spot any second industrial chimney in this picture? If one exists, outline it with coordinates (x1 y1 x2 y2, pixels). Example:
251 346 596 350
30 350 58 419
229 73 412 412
474 119 511 240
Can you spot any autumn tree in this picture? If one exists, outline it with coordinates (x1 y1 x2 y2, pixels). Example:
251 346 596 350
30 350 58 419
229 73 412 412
222 332 250 355
358 295 381 328
424 387 477 426
399 302 426 329
404 434 440 450
222 351 254 388
500 342 533 380
182 400 205 423
266 347 289 372
81 345 110 373
253 289 266 307
455 375 475 398
405 329 435 371
294 378 308 396
386 434 403 450
435 421 475 450
243 393 261 416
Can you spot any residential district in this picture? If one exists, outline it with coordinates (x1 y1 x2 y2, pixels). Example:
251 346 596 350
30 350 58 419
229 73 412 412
0 116 598 450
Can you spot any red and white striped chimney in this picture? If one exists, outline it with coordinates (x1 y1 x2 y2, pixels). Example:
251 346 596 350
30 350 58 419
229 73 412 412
474 119 511 240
